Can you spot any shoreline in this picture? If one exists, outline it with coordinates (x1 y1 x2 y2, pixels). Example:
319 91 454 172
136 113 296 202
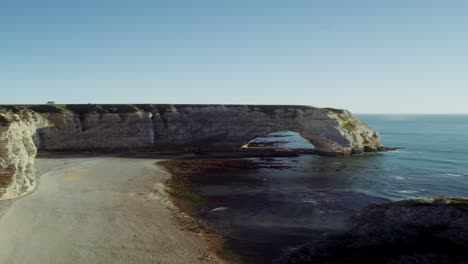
156 158 293 264
2 149 465 263
0 151 312 264
156 159 260 264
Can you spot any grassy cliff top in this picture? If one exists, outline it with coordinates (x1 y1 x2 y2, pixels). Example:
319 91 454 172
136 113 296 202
0 104 346 115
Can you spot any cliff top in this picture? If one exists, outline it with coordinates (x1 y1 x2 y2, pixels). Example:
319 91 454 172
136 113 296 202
0 104 347 115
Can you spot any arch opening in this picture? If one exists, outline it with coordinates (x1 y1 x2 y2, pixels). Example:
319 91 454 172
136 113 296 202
242 131 316 151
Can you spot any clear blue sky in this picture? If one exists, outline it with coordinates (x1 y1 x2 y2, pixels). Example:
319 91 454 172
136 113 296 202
1 0 467 113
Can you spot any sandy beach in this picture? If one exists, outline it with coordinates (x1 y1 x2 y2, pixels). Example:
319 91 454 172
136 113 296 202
0 156 217 264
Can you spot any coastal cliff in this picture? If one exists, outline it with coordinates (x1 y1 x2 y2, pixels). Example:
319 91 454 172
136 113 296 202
0 104 383 199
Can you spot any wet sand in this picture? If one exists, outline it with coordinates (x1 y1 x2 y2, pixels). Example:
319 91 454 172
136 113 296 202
0 156 218 264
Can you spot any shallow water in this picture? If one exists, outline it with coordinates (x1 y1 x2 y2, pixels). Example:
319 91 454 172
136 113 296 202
189 115 468 263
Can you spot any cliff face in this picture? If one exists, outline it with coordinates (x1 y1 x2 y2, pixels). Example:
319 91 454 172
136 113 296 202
0 111 49 199
0 104 382 199
35 105 381 154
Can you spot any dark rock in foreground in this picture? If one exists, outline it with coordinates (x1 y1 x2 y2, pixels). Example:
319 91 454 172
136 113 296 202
275 197 468 264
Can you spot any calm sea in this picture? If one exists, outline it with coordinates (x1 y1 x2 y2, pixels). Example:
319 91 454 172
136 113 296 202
190 114 468 263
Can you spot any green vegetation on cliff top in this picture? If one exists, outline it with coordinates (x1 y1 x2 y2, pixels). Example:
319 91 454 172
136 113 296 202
0 104 344 115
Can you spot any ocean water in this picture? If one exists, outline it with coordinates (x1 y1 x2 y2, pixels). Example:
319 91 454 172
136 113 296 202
189 115 468 263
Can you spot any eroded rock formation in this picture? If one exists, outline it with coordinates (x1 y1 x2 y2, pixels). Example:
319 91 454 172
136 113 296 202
0 104 383 199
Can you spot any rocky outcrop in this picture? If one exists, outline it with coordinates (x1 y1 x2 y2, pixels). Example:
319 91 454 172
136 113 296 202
0 111 49 199
0 104 383 199
275 197 468 264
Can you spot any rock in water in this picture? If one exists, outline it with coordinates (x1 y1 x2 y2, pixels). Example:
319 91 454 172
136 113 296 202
275 197 468 264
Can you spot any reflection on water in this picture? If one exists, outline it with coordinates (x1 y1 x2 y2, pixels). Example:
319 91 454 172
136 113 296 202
188 115 468 263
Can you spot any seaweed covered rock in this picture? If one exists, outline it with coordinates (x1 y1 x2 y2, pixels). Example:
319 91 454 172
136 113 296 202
275 197 468 264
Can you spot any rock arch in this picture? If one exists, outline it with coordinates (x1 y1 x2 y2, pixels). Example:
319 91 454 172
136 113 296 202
243 130 316 149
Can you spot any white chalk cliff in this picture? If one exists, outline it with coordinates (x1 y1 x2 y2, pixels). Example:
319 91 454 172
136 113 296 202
0 104 383 199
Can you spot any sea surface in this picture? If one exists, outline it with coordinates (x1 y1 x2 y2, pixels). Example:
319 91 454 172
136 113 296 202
189 114 468 263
